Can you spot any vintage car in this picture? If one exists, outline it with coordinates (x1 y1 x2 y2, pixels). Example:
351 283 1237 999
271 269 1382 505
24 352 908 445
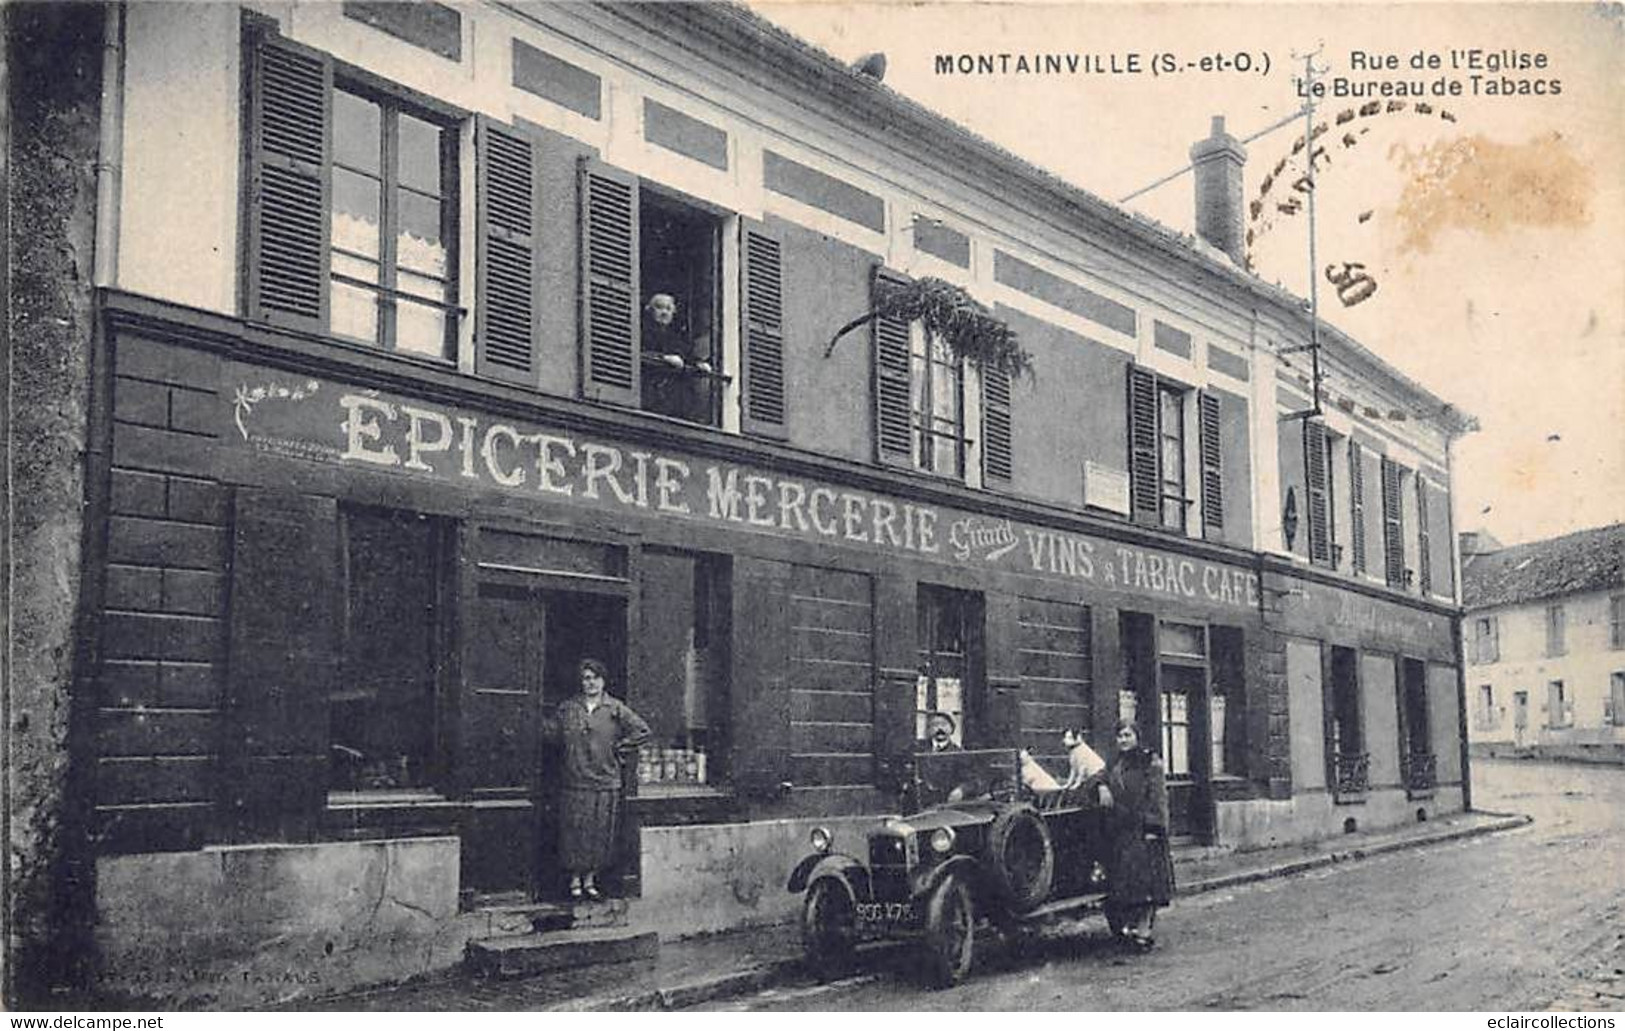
786 748 1113 987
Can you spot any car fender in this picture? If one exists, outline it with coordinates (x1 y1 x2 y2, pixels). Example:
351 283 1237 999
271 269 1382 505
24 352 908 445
788 853 870 898
912 855 982 901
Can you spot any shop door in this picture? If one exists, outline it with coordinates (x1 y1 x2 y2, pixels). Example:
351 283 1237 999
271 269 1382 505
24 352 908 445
460 584 544 899
1158 663 1212 841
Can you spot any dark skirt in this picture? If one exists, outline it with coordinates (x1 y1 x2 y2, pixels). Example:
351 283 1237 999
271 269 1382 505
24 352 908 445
559 786 621 874
1108 831 1175 907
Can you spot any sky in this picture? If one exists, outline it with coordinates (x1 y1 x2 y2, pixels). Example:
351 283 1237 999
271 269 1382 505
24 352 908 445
750 2 1625 546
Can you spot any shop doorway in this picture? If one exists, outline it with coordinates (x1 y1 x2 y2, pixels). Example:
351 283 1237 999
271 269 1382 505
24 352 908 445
460 582 628 902
1120 612 1214 842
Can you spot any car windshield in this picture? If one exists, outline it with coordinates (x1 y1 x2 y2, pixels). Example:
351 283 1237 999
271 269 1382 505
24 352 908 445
908 748 1019 812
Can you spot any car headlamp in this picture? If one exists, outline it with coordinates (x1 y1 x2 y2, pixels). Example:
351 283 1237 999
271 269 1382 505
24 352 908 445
809 826 833 853
929 827 956 854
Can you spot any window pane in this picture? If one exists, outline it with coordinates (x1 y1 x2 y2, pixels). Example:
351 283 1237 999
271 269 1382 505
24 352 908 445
931 362 959 421
1160 438 1183 484
397 268 446 302
1159 388 1182 427
331 280 379 344
1162 497 1186 530
333 91 381 173
332 168 382 259
397 190 447 278
1161 622 1206 657
331 508 437 793
933 433 961 478
332 251 380 285
395 299 448 359
397 113 442 195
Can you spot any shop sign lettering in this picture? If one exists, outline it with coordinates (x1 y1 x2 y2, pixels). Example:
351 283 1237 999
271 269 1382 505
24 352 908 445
227 370 1259 610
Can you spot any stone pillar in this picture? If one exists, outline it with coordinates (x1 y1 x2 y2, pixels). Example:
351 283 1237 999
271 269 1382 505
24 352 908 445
4 0 103 1006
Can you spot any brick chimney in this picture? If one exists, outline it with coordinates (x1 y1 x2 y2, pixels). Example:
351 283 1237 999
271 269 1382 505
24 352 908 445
1190 116 1247 266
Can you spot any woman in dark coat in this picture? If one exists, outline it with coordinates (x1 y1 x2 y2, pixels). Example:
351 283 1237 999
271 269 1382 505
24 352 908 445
1100 719 1174 950
551 658 651 901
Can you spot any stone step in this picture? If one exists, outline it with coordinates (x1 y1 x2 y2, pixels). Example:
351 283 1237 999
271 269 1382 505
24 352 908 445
472 897 631 935
466 927 659 980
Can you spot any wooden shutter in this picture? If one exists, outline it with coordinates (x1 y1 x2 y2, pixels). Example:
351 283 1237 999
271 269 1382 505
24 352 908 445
1416 475 1433 595
458 581 541 895
476 118 540 385
1197 390 1223 535
740 221 788 438
873 267 914 467
1126 365 1159 523
222 489 338 842
245 30 332 331
731 556 792 803
981 365 1013 485
1381 457 1405 586
1304 419 1330 564
578 157 639 405
1348 440 1367 573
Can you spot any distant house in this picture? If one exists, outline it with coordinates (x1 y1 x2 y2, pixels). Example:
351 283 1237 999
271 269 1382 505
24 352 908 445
1462 524 1625 758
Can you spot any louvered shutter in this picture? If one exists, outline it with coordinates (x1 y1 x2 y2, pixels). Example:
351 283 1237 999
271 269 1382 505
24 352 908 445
1197 390 1223 535
873 267 914 467
1381 457 1405 587
1416 475 1432 595
981 365 1013 486
1348 440 1367 573
476 118 540 385
740 221 787 439
578 158 639 405
1304 419 1330 564
245 31 332 331
1125 365 1159 523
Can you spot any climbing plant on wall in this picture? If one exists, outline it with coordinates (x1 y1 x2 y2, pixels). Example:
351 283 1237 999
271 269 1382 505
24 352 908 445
826 276 1034 382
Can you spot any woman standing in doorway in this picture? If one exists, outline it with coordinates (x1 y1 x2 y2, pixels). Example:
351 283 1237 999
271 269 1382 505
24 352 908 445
1100 718 1174 950
552 658 651 901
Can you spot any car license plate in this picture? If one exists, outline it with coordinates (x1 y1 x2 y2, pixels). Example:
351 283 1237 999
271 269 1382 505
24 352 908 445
856 901 916 924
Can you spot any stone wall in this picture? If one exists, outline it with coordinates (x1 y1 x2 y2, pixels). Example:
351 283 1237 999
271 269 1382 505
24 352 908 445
93 838 466 1009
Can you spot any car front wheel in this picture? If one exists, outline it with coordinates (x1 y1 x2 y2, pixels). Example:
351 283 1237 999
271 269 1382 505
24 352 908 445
802 878 857 981
923 873 975 988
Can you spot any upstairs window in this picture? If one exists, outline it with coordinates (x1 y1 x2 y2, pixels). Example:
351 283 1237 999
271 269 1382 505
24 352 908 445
579 161 787 436
1545 603 1567 657
244 29 459 358
330 87 456 358
1610 594 1624 650
638 190 723 426
1473 616 1500 664
1127 366 1222 537
873 270 970 480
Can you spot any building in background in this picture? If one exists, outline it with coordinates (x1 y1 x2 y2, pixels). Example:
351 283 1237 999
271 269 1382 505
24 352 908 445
1462 523 1625 760
5 0 1475 1007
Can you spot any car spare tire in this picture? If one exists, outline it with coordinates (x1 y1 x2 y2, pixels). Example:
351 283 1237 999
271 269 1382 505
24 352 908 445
981 805 1054 912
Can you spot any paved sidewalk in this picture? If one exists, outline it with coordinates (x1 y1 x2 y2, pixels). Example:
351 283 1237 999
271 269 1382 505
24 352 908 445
292 807 1530 1012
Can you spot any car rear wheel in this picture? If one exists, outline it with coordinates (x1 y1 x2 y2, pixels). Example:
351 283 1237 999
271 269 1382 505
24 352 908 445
923 873 975 988
802 878 857 981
